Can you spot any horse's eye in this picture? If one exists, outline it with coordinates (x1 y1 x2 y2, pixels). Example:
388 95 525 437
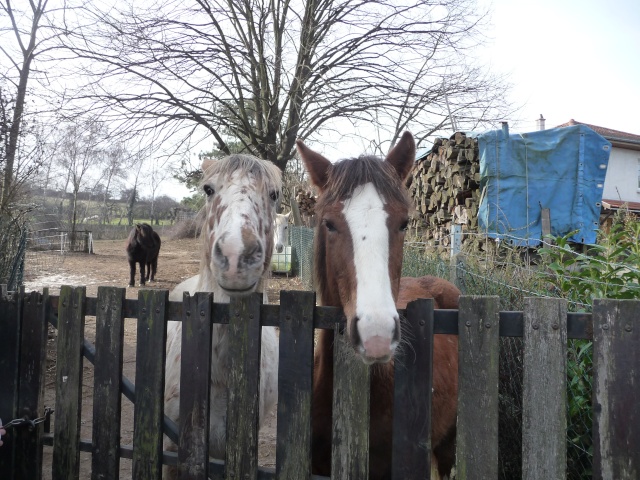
324 220 337 232
400 220 409 232
203 185 214 197
269 190 279 202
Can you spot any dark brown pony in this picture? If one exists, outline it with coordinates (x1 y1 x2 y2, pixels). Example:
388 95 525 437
297 132 460 479
126 223 161 287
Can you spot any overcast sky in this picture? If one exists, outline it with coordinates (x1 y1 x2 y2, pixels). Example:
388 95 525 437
157 0 640 200
284 0 640 167
480 0 640 134
5 1 634 201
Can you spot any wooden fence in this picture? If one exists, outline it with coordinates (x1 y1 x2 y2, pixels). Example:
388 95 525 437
0 287 638 479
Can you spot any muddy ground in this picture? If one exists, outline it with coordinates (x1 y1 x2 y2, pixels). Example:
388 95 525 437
22 238 305 479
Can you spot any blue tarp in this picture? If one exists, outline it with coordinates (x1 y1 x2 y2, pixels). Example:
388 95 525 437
477 124 611 246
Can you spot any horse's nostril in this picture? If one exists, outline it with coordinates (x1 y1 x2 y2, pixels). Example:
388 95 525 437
242 240 263 266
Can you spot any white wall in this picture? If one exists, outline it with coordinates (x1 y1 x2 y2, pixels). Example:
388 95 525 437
602 146 640 203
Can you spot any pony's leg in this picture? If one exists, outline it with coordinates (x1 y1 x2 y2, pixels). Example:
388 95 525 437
128 260 136 287
139 261 146 286
149 259 157 281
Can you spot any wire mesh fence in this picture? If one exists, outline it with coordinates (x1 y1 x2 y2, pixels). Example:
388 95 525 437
290 226 315 290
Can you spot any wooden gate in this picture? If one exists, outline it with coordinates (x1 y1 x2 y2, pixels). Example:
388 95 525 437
0 286 638 479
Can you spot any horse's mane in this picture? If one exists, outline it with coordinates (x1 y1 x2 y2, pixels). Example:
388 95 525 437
201 154 282 193
316 155 410 211
127 223 156 249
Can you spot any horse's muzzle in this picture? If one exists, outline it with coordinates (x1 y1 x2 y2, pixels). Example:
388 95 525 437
349 314 400 364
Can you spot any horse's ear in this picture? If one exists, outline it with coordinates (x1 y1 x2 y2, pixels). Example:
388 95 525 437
296 139 332 191
385 131 415 182
201 157 216 176
286 211 293 221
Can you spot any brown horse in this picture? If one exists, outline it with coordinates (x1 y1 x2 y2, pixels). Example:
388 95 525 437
126 223 161 287
297 132 460 479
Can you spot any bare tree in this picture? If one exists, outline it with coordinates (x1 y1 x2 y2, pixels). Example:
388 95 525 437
61 0 512 173
147 157 172 225
124 150 146 227
55 118 105 243
0 83 47 204
97 142 129 224
0 0 67 209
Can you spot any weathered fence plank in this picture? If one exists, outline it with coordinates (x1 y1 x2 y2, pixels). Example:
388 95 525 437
275 290 316 479
456 295 500 480
92 286 126 480
593 299 640 480
392 298 434 480
226 293 263 480
132 289 168 480
0 287 23 475
331 329 370 478
178 292 213 480
53 286 86 480
5 288 640 480
15 289 48 480
522 297 567 479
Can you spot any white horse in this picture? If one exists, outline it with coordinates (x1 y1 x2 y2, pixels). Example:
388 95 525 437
163 154 282 478
273 211 291 253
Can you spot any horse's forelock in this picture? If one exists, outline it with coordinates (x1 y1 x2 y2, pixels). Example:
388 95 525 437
201 154 282 195
316 156 410 213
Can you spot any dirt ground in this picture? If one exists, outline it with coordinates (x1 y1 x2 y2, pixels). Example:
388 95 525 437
23 238 305 479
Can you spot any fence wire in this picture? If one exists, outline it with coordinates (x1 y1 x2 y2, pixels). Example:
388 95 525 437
290 226 315 290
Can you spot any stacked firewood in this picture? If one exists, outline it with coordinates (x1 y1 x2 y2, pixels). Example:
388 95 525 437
408 132 481 247
295 188 317 220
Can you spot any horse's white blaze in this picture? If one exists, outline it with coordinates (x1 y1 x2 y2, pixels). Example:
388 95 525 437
343 183 399 358
209 170 266 290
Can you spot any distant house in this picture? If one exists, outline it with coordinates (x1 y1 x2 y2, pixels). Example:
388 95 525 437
555 119 640 215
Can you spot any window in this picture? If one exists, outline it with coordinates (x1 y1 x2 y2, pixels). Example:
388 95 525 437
638 159 640 191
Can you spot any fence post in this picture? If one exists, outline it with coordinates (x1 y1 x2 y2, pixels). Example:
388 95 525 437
178 292 213 479
92 287 126 480
593 299 640 479
449 225 464 290
0 287 24 476
332 330 370 478
522 297 567 479
53 286 86 480
133 289 168 480
392 298 434 479
276 290 316 479
456 295 500 479
226 293 263 479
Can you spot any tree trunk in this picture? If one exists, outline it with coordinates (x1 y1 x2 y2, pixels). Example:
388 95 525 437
71 189 79 247
1 55 33 209
127 187 136 227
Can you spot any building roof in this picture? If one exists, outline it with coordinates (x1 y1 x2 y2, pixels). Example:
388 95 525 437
556 119 640 149
602 199 640 214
